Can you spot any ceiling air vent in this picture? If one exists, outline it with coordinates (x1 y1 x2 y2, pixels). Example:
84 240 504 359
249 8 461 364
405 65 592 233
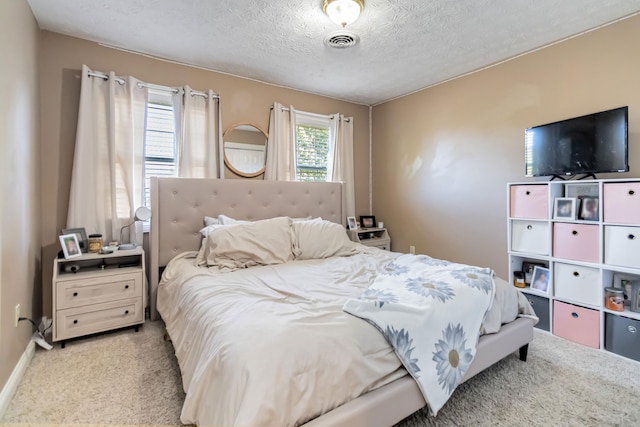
324 31 360 49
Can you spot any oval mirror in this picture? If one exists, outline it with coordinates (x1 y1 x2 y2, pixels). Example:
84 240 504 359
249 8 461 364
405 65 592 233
223 123 268 178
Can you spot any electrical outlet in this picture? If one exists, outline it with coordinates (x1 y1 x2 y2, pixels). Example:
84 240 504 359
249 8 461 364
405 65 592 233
15 304 20 327
409 245 416 255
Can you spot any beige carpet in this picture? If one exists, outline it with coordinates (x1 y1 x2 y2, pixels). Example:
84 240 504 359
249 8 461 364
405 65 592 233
2 321 639 427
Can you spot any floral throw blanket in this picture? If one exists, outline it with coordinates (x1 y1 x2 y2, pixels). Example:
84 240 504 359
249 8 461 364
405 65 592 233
343 254 495 415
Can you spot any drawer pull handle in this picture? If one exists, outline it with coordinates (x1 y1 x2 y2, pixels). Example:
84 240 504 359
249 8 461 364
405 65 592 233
73 319 78 324
571 312 579 318
125 310 130 315
125 285 129 289
629 190 635 196
629 325 637 334
526 191 531 196
573 271 580 277
527 225 533 230
628 234 636 240
73 292 78 297
572 230 578 236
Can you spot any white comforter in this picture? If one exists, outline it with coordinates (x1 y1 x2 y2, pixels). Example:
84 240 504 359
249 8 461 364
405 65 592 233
157 248 534 427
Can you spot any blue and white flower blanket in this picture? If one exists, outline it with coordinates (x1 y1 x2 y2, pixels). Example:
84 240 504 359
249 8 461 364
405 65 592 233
343 254 495 415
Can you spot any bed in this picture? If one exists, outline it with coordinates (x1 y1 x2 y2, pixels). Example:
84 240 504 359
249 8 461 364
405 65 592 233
149 177 536 427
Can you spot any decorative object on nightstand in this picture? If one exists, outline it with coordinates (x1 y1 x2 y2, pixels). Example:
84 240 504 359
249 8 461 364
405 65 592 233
59 234 82 259
348 226 390 251
119 206 152 250
359 215 376 229
61 227 88 253
347 216 357 230
52 247 145 348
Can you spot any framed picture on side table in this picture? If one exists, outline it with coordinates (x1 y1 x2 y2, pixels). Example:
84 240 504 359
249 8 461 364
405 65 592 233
59 234 82 259
578 196 599 221
522 261 546 286
360 215 376 229
347 216 357 230
62 227 88 253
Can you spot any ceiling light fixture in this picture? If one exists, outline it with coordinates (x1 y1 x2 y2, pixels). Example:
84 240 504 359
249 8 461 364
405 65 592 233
322 0 364 28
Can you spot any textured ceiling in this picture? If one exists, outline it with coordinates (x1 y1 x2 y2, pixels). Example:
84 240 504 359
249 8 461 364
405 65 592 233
26 0 640 106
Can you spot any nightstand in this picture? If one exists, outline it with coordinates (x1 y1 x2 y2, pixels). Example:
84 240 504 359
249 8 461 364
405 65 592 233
348 228 391 251
52 247 145 347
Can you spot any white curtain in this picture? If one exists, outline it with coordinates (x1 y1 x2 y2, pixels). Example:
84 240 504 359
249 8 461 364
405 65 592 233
331 114 355 218
265 102 296 180
172 86 221 178
67 65 147 242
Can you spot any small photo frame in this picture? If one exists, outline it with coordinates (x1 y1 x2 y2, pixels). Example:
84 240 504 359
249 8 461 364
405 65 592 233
522 261 545 286
578 196 599 221
59 233 82 259
553 197 576 220
62 227 88 253
347 216 357 230
630 282 640 314
613 272 638 307
360 215 376 229
530 266 550 293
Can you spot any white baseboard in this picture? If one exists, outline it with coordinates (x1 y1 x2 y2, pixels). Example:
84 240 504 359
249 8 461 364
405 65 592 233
0 339 35 419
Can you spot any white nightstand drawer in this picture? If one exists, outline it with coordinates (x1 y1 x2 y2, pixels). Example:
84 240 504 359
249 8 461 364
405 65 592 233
56 272 142 309
553 262 600 306
55 298 143 341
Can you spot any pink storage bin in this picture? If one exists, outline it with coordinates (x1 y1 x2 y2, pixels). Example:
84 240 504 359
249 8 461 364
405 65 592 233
603 182 640 224
553 301 600 348
510 185 548 219
552 223 599 263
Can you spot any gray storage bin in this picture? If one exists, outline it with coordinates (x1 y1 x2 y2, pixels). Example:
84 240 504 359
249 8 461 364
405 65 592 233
604 313 640 362
525 294 550 331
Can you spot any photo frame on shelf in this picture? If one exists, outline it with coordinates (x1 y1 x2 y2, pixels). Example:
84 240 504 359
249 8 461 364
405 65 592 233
522 261 546 286
578 196 599 221
347 216 357 231
553 197 576 220
630 282 640 313
359 215 376 229
530 266 550 293
613 272 638 307
59 233 82 259
62 227 88 253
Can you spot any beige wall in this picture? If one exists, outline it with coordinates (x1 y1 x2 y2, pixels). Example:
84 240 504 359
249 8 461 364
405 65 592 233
372 15 640 279
0 0 41 391
38 32 371 317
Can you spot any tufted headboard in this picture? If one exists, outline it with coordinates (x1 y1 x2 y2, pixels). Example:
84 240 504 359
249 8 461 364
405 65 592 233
149 177 344 320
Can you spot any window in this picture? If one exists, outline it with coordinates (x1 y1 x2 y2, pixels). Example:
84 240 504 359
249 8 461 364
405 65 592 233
295 113 333 182
143 91 177 208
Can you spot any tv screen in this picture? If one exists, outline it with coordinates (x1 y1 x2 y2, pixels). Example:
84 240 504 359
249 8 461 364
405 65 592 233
525 106 629 178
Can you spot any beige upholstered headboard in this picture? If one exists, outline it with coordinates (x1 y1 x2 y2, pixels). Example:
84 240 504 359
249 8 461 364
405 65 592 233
149 177 344 320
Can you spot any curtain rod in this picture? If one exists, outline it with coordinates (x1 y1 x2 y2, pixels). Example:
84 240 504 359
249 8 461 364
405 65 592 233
271 105 351 122
87 70 219 99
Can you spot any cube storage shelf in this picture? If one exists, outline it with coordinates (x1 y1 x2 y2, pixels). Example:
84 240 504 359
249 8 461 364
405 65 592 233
507 179 640 362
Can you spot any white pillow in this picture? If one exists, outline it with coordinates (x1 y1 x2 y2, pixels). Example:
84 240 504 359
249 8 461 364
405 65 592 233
218 214 250 226
292 219 359 260
203 216 220 226
198 216 294 270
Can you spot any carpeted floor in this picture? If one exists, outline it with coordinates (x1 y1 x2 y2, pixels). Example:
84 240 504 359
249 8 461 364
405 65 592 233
2 321 639 426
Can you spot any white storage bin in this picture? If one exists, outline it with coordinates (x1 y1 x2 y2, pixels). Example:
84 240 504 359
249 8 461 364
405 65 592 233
604 225 640 269
553 262 601 307
511 220 549 255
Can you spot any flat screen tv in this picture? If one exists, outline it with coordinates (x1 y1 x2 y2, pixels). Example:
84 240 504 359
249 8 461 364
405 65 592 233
525 106 629 178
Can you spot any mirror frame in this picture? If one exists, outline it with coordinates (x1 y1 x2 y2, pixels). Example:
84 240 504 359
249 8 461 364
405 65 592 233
223 122 268 178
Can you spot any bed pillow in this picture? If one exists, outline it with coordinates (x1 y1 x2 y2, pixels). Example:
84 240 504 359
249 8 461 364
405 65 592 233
203 216 220 226
199 216 294 270
292 219 359 260
217 214 250 226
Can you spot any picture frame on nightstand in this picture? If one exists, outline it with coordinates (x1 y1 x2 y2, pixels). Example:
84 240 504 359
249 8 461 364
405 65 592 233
62 227 88 253
347 216 357 230
531 266 550 293
360 215 376 229
59 233 82 259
